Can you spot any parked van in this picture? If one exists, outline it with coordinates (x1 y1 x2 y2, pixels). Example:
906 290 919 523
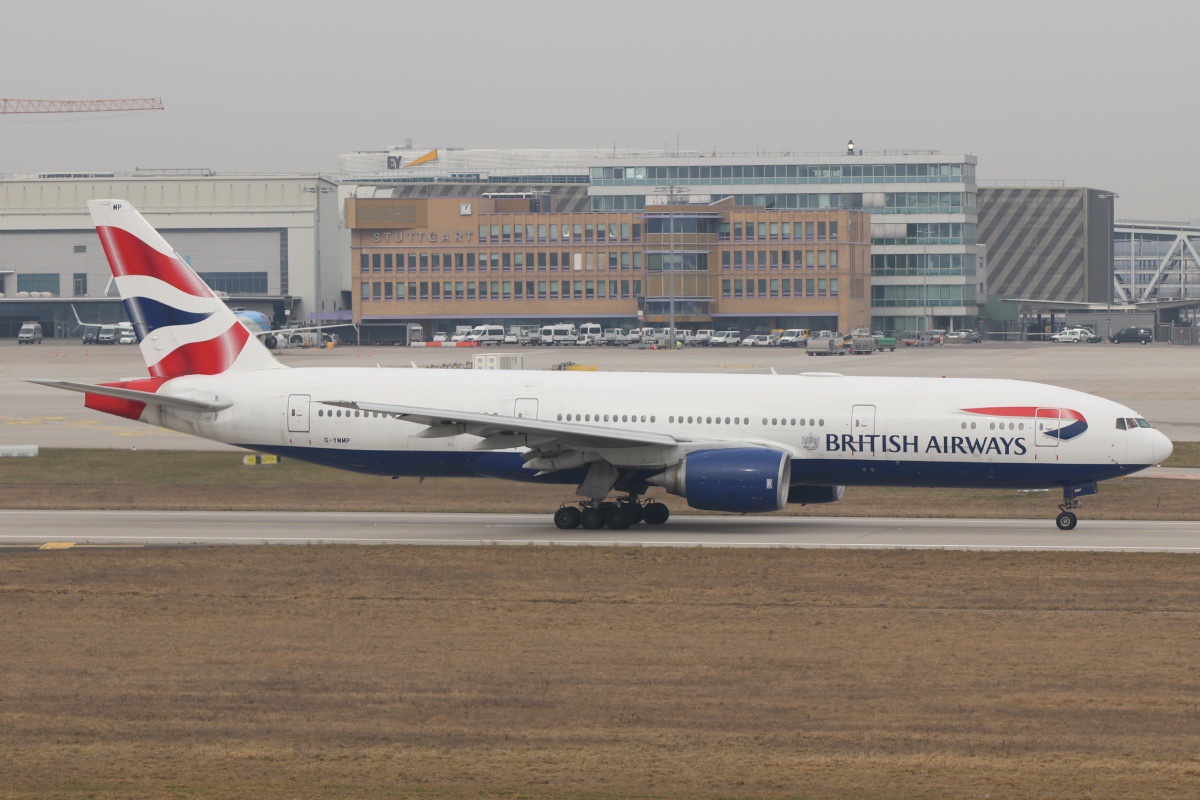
578 322 602 340
98 324 118 344
539 323 577 345
465 324 505 345
778 328 810 347
17 321 43 344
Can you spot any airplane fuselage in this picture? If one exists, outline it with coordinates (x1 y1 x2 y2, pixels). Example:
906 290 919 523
123 367 1166 490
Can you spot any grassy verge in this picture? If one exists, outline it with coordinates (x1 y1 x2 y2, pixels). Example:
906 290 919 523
3 546 1200 799
1 448 1198 519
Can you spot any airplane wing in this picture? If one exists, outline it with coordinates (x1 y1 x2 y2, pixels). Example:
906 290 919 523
256 322 358 338
323 400 680 451
28 380 232 413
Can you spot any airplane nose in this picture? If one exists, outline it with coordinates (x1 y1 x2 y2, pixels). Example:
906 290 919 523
1153 431 1174 465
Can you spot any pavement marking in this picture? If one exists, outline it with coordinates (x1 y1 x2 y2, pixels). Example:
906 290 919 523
38 542 75 550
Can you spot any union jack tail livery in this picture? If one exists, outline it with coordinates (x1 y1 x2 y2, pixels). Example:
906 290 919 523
87 199 282 377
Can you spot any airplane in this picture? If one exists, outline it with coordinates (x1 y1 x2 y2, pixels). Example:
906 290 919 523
32 200 1174 532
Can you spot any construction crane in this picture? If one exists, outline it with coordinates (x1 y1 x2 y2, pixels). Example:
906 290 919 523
0 98 164 114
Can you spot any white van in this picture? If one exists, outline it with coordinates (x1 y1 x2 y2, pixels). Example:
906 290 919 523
778 328 810 347
17 321 43 344
98 325 118 344
465 324 505 345
577 322 602 342
539 323 577 346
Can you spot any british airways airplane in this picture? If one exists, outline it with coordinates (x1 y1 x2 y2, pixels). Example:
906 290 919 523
32 200 1173 532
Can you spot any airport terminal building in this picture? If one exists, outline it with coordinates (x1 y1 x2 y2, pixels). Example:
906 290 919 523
0 173 342 338
347 195 872 341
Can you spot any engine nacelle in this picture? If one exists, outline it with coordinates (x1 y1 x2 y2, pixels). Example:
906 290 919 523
263 334 278 350
647 448 791 513
786 485 845 505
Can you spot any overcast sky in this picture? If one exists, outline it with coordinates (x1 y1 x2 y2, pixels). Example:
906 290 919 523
2 0 1194 220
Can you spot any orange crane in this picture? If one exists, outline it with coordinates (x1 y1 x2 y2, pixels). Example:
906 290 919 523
0 98 164 113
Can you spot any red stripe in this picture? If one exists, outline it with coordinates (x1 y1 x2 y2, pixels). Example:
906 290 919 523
96 225 212 297
84 378 170 421
149 321 249 378
962 406 1086 422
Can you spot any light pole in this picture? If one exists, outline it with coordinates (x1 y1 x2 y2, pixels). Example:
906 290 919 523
653 184 684 348
1096 192 1118 338
302 182 335 342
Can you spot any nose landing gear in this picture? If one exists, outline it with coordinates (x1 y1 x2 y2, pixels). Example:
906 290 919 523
1055 482 1097 530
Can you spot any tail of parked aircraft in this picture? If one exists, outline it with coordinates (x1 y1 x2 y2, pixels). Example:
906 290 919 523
87 199 282 377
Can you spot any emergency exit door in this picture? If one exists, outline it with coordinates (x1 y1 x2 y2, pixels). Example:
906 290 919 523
287 394 311 433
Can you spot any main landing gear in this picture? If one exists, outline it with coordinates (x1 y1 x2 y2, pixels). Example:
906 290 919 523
1054 482 1097 530
553 496 670 530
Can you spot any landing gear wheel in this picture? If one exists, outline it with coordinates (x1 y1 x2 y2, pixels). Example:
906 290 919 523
606 505 636 530
580 507 606 530
642 502 670 525
554 506 581 530
1055 511 1078 531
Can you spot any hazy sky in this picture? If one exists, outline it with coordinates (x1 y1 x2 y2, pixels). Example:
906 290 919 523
2 0 1195 220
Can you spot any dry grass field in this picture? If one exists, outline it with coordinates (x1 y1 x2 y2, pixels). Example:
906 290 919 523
0 446 1198 519
3 546 1200 799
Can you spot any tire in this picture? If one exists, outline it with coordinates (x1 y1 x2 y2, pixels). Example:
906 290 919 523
606 506 635 530
1055 511 1078 531
554 506 581 530
642 502 670 525
580 507 606 530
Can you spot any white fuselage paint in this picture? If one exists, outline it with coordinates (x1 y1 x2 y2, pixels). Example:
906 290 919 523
139 368 1170 488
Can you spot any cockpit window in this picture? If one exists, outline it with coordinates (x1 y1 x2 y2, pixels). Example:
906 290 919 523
1136 418 1153 429
1126 418 1137 430
1115 418 1127 430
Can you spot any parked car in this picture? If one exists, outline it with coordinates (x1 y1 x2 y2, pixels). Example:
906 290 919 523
926 329 946 345
1052 327 1101 343
1109 327 1154 345
709 330 742 347
740 334 773 347
118 331 137 345
693 329 715 346
431 332 448 343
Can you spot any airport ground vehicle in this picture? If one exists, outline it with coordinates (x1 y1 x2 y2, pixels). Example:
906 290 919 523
850 335 876 355
927 329 947 345
97 325 118 344
17 321 43 344
807 331 848 356
740 334 773 347
36 200 1174 533
465 325 505 345
777 329 810 347
1109 327 1154 344
1052 328 1101 343
693 329 715 345
899 331 923 347
945 330 982 343
432 332 448 343
872 332 897 351
708 330 742 347
538 323 577 345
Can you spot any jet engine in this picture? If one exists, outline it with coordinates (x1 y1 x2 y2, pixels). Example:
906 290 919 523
263 334 278 350
647 448 790 513
786 485 845 505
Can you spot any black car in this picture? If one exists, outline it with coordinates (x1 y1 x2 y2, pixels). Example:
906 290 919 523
1109 327 1153 344
81 330 98 344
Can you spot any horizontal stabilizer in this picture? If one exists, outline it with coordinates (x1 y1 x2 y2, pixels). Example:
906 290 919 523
27 379 232 412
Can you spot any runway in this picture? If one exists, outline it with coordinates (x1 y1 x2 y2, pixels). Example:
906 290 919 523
2 510 1197 552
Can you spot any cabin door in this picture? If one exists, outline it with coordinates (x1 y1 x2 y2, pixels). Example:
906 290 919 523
1035 407 1061 447
514 398 539 419
287 394 311 433
851 404 877 439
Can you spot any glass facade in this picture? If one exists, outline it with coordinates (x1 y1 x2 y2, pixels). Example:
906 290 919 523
588 153 980 332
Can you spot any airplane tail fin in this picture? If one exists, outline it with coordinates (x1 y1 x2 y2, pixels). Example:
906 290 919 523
87 199 283 377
